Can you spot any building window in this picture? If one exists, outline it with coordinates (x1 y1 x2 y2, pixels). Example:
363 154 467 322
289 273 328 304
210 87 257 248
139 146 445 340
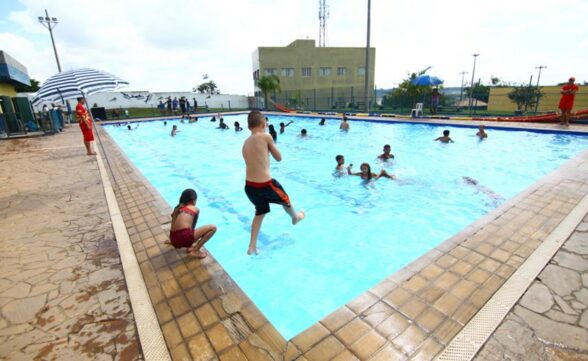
357 67 366 76
302 67 312 77
337 67 347 76
281 68 294 77
319 67 331 77
253 70 260 80
264 68 276 76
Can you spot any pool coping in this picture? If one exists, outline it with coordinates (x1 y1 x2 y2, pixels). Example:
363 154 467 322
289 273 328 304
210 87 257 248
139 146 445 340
96 113 588 360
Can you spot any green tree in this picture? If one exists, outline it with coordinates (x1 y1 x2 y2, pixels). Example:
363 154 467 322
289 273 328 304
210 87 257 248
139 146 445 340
193 80 218 94
14 78 40 93
256 75 281 109
507 84 544 111
462 79 490 103
382 67 436 109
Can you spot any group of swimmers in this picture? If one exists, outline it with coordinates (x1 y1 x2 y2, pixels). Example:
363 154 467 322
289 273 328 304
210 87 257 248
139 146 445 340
434 125 488 143
164 113 495 258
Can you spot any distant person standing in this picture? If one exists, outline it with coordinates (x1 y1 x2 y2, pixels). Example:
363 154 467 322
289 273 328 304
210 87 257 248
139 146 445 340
559 77 579 127
430 88 440 115
193 98 198 111
179 97 186 114
75 97 96 155
166 97 172 115
172 97 179 114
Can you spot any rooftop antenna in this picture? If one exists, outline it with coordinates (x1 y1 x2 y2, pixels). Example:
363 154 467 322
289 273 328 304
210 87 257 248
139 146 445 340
319 0 329 47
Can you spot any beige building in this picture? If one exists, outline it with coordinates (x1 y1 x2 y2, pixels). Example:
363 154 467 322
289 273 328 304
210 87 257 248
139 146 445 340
488 85 587 113
252 39 375 110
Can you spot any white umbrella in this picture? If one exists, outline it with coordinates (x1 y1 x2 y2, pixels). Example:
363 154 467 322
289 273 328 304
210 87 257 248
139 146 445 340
32 68 128 105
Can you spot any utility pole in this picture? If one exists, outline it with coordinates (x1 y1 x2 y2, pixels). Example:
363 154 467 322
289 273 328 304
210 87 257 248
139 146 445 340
363 0 371 113
459 71 468 101
38 9 61 72
534 65 547 114
318 0 329 47
468 54 479 115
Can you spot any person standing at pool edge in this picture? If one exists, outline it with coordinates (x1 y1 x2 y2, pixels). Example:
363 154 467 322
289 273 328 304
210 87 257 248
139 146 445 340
75 97 96 155
242 111 305 255
559 77 579 127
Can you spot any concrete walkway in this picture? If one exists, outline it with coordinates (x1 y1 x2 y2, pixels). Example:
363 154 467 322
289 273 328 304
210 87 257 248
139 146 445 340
0 129 141 360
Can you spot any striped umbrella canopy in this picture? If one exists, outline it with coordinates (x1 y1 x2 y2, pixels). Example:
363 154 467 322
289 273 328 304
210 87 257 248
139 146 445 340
32 68 129 105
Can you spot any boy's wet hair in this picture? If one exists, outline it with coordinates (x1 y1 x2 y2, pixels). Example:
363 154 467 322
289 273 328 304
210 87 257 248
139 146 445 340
443 130 450 136
335 155 343 162
384 144 391 149
179 189 197 205
247 111 264 129
301 129 307 134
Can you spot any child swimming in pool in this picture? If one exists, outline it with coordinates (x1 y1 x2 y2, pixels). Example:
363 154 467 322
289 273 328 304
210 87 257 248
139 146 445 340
377 144 395 160
434 129 454 143
165 189 216 258
335 155 346 172
476 125 488 139
348 163 395 180
243 111 305 255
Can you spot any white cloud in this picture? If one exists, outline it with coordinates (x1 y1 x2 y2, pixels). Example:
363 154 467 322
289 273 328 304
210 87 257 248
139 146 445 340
3 0 587 94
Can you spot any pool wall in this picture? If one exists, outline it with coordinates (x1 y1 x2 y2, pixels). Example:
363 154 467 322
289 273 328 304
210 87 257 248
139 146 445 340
95 113 588 360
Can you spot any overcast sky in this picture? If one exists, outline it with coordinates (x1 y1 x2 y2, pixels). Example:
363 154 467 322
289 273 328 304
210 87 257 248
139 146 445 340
1 0 587 94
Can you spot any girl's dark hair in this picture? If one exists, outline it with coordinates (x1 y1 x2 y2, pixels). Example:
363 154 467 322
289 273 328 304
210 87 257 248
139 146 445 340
361 163 372 180
179 188 197 205
268 124 275 131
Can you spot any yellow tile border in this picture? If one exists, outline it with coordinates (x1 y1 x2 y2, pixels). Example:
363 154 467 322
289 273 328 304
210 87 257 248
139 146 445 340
95 115 588 360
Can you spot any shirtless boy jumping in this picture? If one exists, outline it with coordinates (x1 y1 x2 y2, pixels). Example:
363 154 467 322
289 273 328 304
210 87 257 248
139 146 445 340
242 111 305 255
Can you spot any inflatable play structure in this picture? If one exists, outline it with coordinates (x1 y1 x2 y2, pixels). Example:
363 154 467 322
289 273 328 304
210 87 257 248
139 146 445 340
476 109 588 123
269 100 293 113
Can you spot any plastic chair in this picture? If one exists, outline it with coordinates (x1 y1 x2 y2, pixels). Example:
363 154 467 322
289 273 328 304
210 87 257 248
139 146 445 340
411 103 423 117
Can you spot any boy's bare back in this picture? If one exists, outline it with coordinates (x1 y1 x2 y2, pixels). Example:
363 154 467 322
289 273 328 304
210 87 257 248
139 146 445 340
242 131 281 182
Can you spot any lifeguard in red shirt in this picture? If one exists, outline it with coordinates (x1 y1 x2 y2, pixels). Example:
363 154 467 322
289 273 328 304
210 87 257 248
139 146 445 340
559 77 579 127
76 97 96 155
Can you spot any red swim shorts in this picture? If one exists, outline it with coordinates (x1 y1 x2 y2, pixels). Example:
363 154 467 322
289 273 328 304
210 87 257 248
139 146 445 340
79 122 94 142
169 228 194 248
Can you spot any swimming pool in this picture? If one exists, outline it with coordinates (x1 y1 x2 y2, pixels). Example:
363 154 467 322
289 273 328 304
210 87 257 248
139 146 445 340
105 115 588 339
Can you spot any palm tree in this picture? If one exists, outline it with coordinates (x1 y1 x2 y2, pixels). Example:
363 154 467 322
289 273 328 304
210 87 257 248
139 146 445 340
256 75 281 110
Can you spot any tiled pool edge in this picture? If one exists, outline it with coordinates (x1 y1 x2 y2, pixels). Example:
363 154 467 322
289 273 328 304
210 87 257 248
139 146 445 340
95 138 172 361
96 121 588 360
436 189 588 360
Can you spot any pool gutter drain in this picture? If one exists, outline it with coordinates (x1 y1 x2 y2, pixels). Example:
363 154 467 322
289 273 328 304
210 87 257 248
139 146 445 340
95 142 171 361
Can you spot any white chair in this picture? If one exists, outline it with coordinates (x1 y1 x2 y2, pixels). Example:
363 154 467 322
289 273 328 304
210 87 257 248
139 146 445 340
411 103 423 117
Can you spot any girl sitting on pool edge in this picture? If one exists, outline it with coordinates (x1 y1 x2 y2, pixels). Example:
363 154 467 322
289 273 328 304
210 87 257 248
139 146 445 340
165 189 216 258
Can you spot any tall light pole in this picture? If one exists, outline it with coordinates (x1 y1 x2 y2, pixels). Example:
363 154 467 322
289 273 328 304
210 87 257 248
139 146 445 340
363 0 371 113
534 65 547 114
38 9 61 72
468 54 479 114
459 71 468 101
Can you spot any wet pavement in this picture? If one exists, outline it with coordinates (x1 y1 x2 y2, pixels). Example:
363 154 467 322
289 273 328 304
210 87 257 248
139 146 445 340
0 129 141 360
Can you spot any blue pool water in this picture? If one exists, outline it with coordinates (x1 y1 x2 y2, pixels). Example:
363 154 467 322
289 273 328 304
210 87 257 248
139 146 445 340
105 115 588 339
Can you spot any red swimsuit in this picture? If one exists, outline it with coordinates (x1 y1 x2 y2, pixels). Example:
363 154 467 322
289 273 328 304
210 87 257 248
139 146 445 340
169 206 198 248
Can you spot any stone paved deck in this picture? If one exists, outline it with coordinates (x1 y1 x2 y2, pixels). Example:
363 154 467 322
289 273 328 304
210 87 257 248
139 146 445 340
0 129 141 360
2 116 588 360
475 215 588 361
